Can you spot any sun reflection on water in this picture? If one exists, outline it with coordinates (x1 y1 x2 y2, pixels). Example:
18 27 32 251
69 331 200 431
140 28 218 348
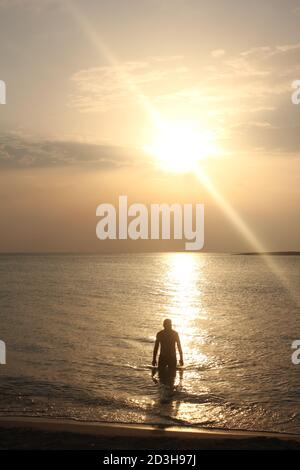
162 253 209 366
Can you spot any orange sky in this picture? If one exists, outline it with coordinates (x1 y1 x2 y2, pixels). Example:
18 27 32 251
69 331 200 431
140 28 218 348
0 0 299 252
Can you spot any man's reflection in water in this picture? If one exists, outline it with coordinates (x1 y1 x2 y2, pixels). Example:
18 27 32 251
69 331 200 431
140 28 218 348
152 366 183 400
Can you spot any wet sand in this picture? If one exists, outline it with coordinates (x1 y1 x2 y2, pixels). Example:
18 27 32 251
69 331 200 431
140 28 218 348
0 417 300 450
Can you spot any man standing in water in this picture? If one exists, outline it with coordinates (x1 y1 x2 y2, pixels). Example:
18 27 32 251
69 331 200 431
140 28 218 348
152 319 184 369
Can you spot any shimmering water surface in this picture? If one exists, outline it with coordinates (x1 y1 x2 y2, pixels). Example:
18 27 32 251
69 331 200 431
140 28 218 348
0 253 300 433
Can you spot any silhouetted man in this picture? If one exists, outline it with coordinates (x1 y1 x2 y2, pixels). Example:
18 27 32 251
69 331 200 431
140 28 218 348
152 319 184 369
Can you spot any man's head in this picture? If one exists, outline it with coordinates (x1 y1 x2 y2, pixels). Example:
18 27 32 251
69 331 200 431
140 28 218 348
163 318 172 330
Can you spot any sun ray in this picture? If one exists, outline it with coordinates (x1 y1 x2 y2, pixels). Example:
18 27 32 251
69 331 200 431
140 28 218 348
66 0 299 307
65 0 163 127
195 167 299 306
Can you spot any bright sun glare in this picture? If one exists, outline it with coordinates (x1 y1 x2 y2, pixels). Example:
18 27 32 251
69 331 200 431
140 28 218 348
144 120 220 173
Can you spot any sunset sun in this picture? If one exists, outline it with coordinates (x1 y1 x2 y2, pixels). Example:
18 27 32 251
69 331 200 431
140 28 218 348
144 120 220 173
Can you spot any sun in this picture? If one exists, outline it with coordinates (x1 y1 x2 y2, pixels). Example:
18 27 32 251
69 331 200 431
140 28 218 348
144 120 220 173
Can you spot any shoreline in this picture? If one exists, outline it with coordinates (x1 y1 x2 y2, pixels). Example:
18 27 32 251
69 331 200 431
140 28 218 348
1 417 300 450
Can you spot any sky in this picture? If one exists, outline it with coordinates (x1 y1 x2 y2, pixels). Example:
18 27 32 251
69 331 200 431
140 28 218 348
0 0 299 252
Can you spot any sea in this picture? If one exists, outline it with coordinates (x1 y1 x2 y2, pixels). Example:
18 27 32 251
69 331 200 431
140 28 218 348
0 253 300 434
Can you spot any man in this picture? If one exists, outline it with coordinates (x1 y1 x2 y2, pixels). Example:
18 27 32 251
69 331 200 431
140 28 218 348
152 319 184 369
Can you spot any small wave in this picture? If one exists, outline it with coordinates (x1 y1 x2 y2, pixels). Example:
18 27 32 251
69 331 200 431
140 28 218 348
124 362 213 372
177 391 225 405
111 335 154 345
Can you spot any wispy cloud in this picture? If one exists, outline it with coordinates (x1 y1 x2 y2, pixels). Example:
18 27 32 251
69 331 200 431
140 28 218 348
69 44 300 156
70 58 189 113
70 45 300 111
0 133 142 169
211 49 226 58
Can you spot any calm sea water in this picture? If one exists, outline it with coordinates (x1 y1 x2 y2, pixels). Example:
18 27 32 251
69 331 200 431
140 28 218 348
0 253 300 434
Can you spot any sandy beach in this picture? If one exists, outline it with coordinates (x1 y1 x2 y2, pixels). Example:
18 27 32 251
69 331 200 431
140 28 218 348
0 417 300 450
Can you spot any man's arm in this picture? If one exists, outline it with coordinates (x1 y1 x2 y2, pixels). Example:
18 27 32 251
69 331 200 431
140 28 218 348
176 334 184 366
152 335 159 366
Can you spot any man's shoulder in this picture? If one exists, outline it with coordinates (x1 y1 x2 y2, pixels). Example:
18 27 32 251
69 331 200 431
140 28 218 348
157 329 179 338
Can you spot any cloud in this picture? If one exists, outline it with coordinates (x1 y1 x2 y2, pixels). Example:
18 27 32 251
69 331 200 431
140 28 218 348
70 45 300 112
9 43 297 159
69 58 189 113
0 133 143 169
2 40 300 169
211 49 226 58
69 44 300 117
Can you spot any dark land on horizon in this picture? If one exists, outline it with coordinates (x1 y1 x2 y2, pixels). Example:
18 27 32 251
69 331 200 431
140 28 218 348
235 251 300 256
